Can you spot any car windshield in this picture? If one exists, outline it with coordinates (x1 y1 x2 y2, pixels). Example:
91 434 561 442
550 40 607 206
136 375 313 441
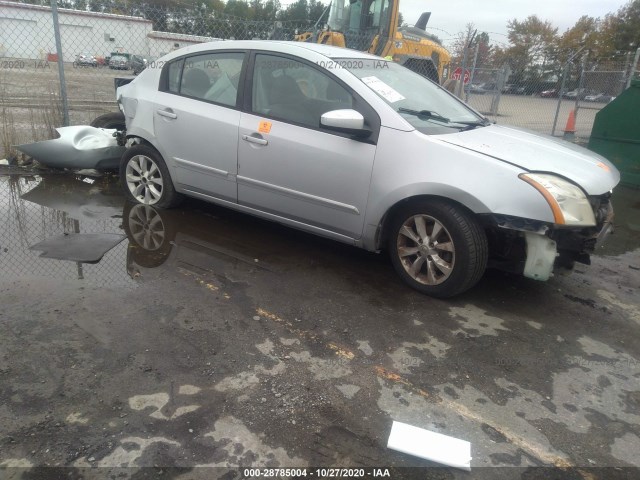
339 58 487 134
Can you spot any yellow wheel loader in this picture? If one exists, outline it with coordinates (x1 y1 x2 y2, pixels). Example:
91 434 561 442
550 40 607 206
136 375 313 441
295 1 451 83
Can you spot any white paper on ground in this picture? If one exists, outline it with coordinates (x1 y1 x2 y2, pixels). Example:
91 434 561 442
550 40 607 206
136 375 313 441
361 76 405 103
0 159 8 166
387 420 472 471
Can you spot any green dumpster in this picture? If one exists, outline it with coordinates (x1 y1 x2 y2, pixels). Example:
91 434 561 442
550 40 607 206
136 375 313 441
588 78 640 188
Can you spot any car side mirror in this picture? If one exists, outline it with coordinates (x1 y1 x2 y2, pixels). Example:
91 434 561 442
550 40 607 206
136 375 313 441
320 109 371 138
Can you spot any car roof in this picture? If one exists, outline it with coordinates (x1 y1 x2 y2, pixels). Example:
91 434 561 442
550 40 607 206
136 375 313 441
272 41 380 59
162 40 381 61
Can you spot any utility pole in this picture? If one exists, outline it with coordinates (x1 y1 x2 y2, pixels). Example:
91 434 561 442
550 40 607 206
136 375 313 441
456 29 476 98
465 41 481 102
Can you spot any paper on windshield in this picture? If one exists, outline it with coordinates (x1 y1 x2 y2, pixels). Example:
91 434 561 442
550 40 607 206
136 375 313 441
361 76 405 103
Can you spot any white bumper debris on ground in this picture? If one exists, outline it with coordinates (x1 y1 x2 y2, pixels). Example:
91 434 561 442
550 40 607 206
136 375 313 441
387 420 472 471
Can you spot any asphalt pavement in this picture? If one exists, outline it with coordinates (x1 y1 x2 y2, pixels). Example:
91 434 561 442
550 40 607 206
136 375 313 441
0 173 639 479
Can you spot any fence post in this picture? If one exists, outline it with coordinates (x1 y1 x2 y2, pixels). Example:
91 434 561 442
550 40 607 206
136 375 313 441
465 42 480 102
456 30 476 98
573 54 587 118
50 0 70 127
490 66 507 117
551 62 570 136
627 47 640 89
456 48 469 98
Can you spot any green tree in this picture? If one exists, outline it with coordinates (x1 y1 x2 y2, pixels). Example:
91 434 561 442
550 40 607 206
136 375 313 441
277 0 308 22
450 23 476 64
308 0 326 23
555 15 599 62
598 0 640 54
504 15 558 79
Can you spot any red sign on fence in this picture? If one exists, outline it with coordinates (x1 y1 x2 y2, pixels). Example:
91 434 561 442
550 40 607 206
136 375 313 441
451 67 471 84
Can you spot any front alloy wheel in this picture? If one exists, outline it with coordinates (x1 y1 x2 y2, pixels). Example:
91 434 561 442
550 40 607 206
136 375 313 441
388 200 488 298
397 214 455 286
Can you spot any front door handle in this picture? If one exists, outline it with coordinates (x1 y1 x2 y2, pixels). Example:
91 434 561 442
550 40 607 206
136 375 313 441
157 109 177 119
242 134 268 146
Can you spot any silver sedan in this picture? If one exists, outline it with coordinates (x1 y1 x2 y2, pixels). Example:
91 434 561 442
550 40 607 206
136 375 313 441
116 41 619 297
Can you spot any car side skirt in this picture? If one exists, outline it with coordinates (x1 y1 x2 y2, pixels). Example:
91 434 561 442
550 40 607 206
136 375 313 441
178 186 359 247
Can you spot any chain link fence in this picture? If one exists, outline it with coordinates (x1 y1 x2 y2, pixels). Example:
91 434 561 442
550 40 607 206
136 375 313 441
0 0 316 159
450 53 638 142
0 174 135 287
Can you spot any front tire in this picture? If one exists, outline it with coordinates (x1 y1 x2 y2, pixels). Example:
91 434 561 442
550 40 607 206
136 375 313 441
120 145 182 209
388 200 488 298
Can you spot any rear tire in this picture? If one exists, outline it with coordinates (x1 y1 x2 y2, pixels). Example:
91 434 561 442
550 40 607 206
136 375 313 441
90 111 126 130
120 144 182 209
388 200 488 298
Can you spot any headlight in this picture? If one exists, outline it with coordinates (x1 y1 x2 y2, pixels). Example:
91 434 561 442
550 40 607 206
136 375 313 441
519 173 596 226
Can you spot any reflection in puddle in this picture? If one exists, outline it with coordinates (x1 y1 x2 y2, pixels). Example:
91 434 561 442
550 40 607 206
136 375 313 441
1 174 638 290
0 175 134 288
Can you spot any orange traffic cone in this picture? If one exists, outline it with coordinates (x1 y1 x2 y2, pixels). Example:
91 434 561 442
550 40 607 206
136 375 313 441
563 109 576 141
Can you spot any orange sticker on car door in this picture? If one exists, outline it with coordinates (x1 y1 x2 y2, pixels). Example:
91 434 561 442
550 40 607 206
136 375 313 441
258 121 272 134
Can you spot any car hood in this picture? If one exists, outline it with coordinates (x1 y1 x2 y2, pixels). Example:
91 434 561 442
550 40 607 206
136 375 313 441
437 124 620 195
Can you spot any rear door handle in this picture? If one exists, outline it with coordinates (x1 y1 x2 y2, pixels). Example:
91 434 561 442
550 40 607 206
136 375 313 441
157 109 177 119
242 134 268 146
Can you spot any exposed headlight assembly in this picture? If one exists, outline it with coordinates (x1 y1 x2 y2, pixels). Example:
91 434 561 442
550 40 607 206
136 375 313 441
519 173 596 226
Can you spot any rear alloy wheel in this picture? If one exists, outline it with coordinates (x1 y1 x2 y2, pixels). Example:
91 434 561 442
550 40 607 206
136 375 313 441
128 204 166 251
123 203 176 269
388 200 488 298
120 145 182 209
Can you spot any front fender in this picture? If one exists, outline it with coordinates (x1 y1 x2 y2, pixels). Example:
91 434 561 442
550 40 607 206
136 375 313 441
360 182 492 250
360 128 556 251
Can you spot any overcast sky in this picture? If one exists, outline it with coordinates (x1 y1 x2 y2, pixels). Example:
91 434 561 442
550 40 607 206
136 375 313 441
281 0 630 49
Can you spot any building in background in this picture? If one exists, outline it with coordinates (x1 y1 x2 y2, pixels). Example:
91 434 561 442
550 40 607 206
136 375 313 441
0 1 218 61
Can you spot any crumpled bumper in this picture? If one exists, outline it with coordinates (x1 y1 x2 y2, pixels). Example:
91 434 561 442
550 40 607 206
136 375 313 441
16 126 126 170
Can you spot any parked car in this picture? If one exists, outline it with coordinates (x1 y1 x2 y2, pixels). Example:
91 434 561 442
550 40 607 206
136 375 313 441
540 89 559 98
467 83 488 94
502 84 526 95
74 53 97 67
114 41 619 297
469 82 496 94
563 88 590 100
109 55 130 70
131 54 153 75
584 93 614 103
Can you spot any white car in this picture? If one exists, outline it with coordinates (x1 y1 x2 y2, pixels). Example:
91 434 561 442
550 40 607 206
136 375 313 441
114 41 619 297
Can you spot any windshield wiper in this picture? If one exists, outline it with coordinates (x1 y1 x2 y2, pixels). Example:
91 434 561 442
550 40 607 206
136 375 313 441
452 120 492 131
398 108 451 124
399 108 491 131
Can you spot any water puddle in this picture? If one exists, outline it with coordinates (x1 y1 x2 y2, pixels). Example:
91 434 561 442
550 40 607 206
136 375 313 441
1 174 638 290
0 175 134 288
0 174 296 289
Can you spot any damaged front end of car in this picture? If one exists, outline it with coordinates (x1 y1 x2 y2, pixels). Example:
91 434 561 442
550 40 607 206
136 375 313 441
484 180 615 281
